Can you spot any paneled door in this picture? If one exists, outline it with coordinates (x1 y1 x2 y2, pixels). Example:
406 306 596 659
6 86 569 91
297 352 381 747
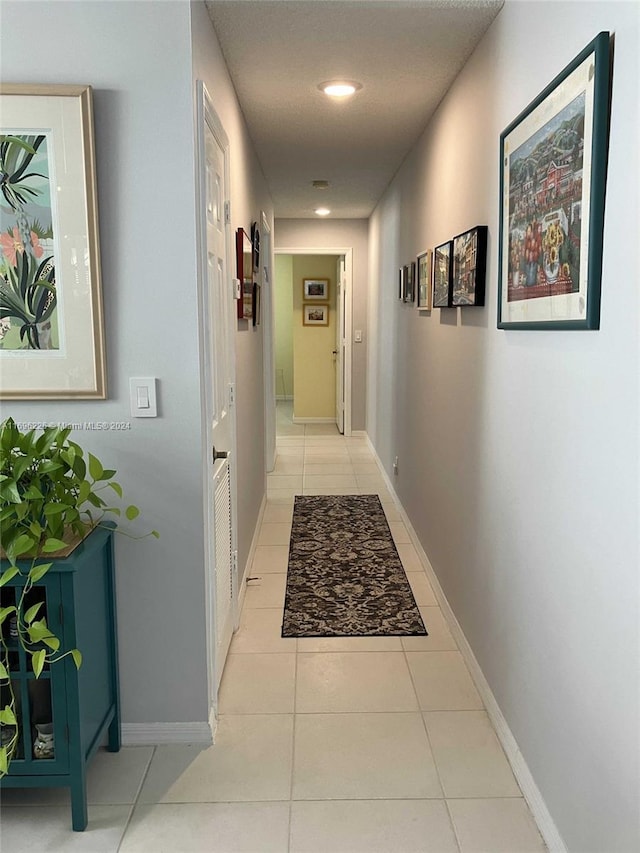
197 83 238 706
335 256 346 434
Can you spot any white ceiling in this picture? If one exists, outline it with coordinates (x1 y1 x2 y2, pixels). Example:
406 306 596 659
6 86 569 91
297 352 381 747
206 0 504 219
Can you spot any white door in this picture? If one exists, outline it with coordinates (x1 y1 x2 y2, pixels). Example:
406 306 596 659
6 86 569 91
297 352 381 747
335 256 346 434
197 83 237 705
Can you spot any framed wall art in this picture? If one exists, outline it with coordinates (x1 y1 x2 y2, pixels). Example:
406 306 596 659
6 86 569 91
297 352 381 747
303 278 329 300
498 31 611 329
433 241 452 308
452 226 487 307
417 250 432 310
236 226 253 320
303 303 329 326
0 84 106 399
403 261 416 304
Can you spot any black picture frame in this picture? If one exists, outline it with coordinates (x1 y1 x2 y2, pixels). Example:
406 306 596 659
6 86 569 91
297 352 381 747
498 31 611 330
433 241 453 307
236 227 253 321
452 226 488 307
403 261 416 303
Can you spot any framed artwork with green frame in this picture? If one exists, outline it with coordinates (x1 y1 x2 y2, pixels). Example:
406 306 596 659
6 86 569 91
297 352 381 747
498 31 611 330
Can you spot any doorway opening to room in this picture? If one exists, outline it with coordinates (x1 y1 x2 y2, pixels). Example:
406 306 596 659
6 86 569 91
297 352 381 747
272 248 352 438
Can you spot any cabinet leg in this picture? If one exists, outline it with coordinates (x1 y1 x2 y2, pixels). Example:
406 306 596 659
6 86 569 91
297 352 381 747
107 714 121 752
70 772 88 831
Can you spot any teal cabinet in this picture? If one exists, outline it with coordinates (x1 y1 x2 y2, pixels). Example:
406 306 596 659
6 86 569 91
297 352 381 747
0 525 120 830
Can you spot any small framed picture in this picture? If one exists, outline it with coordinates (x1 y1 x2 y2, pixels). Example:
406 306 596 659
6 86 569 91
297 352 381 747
403 261 416 303
303 278 329 300
452 226 487 307
236 227 253 320
433 241 453 307
303 303 329 326
417 250 432 310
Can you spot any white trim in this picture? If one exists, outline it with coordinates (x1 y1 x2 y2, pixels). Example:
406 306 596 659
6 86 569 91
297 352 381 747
350 430 367 437
292 416 335 424
364 434 568 853
261 212 276 473
194 80 238 721
121 722 213 747
275 246 353 437
276 394 293 401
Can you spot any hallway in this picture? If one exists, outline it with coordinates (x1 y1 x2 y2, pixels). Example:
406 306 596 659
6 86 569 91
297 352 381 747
0 418 546 852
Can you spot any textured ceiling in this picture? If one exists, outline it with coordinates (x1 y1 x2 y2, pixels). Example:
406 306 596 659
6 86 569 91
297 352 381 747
206 0 504 218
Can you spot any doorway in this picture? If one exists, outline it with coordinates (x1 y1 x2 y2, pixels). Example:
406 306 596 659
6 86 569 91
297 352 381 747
272 248 353 436
195 82 239 721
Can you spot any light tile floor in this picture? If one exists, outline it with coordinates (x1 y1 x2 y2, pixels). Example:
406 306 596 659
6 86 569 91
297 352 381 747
0 410 547 851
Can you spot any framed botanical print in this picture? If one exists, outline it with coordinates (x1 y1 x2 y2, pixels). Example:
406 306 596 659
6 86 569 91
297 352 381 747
0 85 106 398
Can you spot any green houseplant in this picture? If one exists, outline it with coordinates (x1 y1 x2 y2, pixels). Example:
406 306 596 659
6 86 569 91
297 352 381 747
0 416 157 775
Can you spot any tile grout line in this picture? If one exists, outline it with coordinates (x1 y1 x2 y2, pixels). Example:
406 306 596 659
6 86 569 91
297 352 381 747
116 744 157 852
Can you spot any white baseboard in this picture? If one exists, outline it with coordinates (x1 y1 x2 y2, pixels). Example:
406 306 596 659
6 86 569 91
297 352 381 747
292 416 335 424
275 395 293 401
121 721 213 747
350 429 367 437
366 437 567 853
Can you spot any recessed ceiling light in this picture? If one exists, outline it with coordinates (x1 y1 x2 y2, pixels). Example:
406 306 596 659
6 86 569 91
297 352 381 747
312 180 330 189
319 80 362 98
314 207 331 216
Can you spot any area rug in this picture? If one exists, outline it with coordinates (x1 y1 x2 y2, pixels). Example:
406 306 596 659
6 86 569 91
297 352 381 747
281 494 427 637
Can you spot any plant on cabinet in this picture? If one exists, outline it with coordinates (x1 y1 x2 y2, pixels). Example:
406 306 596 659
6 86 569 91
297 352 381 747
0 416 158 782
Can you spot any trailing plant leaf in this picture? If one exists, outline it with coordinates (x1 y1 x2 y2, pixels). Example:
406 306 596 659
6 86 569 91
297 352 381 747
0 567 19 586
0 706 17 726
28 562 52 584
31 649 46 678
41 538 67 553
0 606 16 625
125 505 140 521
23 602 43 624
71 649 82 669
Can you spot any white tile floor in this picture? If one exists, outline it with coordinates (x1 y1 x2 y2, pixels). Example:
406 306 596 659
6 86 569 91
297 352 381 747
0 408 547 851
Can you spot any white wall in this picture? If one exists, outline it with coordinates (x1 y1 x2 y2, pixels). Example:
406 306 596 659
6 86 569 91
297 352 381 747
368 3 639 851
0 1 208 725
0 0 274 728
274 254 294 399
190 0 274 583
275 218 368 431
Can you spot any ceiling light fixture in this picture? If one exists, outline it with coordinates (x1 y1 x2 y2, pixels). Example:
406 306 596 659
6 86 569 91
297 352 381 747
312 180 330 189
314 207 331 217
319 80 362 98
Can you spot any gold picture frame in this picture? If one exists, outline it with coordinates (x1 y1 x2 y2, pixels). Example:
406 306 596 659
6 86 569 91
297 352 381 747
302 303 329 326
0 84 106 399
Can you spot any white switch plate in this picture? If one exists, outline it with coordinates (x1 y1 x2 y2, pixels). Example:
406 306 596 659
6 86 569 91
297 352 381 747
354 329 363 342
130 377 157 417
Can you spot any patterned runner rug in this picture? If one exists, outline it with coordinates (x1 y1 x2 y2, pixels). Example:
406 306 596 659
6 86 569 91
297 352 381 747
281 494 427 637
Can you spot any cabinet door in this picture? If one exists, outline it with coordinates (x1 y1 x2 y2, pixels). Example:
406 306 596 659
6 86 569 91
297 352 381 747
1 575 69 775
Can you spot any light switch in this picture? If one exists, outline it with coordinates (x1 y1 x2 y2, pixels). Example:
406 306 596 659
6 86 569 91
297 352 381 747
137 386 150 409
354 329 363 343
130 377 157 417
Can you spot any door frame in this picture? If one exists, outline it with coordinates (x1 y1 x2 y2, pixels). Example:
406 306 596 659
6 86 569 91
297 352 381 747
261 212 276 471
195 81 239 720
272 246 353 436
